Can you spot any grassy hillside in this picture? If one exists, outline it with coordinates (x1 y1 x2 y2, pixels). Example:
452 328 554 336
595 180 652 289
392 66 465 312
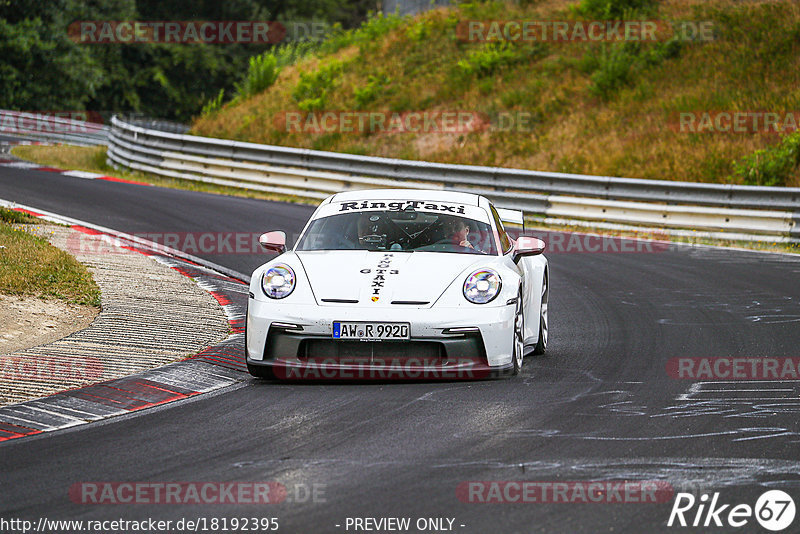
192 0 800 187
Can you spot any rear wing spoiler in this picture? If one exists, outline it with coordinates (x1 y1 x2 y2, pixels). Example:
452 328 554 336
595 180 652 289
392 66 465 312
496 208 524 230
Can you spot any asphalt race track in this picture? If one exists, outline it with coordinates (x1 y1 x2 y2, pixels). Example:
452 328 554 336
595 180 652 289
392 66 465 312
2 166 800 533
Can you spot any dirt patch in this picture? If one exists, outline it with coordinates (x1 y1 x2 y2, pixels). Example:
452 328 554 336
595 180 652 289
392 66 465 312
0 295 98 355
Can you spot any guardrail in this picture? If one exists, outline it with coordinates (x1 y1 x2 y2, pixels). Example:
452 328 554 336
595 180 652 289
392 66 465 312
0 110 109 146
108 115 799 242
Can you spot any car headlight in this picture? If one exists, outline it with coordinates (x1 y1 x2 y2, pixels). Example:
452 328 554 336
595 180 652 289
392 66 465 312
463 269 501 304
261 264 295 299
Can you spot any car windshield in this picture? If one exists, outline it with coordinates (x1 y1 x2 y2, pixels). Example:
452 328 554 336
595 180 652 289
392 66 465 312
296 210 497 254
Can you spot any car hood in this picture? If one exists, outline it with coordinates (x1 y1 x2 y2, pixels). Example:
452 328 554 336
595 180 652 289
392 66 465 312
296 250 486 307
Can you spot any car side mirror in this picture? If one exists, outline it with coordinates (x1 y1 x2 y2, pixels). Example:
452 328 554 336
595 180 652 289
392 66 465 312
513 236 545 263
259 231 286 254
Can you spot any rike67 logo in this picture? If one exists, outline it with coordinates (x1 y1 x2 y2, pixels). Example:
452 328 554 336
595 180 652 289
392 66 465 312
668 490 796 531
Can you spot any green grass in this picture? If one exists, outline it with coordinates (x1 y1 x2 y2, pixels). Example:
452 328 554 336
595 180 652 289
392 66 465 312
0 220 101 306
0 207 37 224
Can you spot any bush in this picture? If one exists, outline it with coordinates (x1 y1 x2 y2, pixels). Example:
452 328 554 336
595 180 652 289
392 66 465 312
204 12 402 113
203 41 318 115
457 42 541 77
318 12 406 55
353 12 406 47
201 88 225 115
588 43 637 99
584 37 682 100
354 74 391 108
734 132 800 187
642 37 682 65
317 23 354 55
272 41 318 69
235 53 279 100
405 16 435 42
292 60 344 111
571 0 657 18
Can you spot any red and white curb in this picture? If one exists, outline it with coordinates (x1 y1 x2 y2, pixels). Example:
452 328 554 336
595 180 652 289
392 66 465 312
0 201 251 444
0 362 242 441
0 159 150 185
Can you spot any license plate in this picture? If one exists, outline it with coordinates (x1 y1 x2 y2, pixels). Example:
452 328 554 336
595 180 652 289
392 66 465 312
332 321 410 340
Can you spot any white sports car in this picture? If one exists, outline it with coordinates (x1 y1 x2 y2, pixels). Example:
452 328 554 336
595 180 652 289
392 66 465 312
246 189 548 380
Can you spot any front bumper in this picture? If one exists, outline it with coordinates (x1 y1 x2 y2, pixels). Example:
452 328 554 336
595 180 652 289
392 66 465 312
246 353 514 380
246 298 517 379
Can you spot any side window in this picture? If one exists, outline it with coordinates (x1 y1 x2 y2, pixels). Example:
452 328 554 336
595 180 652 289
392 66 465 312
490 205 512 254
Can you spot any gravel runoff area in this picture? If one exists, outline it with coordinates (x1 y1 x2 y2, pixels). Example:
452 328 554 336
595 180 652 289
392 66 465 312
0 223 230 406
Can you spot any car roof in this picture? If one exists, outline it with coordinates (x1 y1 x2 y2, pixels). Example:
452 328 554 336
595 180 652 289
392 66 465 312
327 188 485 207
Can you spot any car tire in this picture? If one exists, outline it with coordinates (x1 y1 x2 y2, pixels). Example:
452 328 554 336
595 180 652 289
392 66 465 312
512 288 524 376
533 273 548 355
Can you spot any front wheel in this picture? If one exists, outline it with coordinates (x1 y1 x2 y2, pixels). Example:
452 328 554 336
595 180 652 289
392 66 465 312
512 288 524 375
533 273 548 355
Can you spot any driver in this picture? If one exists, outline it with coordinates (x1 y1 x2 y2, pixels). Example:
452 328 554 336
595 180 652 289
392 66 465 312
445 217 474 249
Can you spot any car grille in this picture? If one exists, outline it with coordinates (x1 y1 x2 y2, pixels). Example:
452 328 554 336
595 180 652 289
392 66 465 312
299 340 445 362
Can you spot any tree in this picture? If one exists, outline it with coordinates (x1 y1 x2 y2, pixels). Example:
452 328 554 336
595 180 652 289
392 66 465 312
0 0 374 121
